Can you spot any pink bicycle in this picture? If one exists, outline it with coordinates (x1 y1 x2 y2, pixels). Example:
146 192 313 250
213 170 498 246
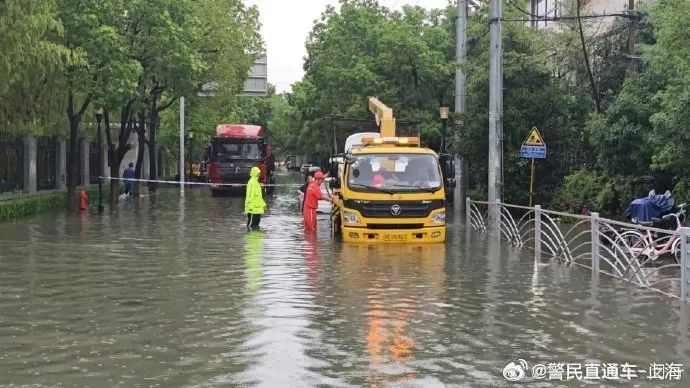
617 203 687 263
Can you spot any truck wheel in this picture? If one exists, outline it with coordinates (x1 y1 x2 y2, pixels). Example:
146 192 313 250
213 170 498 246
331 211 342 237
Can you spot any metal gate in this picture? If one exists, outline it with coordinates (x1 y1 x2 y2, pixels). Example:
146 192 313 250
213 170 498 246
0 138 23 195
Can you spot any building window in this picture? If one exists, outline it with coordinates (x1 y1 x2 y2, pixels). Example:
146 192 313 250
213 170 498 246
531 0 561 28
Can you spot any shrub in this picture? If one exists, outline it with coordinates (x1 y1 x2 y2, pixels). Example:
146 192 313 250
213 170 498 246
673 180 690 205
0 193 67 222
0 187 110 222
554 170 615 215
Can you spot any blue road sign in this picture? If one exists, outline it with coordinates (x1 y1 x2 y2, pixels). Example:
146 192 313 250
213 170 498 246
520 145 546 159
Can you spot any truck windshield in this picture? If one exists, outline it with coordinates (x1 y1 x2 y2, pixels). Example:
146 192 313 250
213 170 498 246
346 153 442 193
213 141 264 161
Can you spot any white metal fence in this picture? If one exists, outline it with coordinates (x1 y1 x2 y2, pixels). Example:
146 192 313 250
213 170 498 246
466 198 690 302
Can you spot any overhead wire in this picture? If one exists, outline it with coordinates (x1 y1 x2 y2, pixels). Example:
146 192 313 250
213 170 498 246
505 0 541 18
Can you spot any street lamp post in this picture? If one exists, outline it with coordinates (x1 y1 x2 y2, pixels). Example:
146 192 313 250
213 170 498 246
188 131 194 181
439 106 450 154
95 108 104 213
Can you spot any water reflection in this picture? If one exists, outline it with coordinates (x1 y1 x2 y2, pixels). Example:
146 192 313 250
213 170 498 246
338 244 446 386
78 210 90 234
244 231 264 296
305 231 322 295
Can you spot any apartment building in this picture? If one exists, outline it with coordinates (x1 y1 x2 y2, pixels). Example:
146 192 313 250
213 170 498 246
525 0 632 29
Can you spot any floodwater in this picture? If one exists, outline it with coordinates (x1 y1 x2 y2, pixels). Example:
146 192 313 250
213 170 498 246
1 173 689 387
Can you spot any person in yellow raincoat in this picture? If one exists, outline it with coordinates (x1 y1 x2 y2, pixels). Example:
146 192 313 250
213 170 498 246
245 166 266 230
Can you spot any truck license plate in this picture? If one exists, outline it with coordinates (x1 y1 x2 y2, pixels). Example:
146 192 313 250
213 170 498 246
383 233 407 241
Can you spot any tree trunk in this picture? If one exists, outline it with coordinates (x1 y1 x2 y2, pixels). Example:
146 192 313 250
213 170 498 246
66 95 79 211
112 117 135 199
103 109 118 203
577 0 602 113
148 95 158 192
66 91 91 210
133 110 147 197
107 102 135 201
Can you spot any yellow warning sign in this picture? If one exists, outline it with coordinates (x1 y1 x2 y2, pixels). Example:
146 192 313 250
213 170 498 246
523 127 545 146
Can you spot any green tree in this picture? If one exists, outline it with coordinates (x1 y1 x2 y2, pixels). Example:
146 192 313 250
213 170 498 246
57 0 134 209
457 3 592 204
281 0 457 161
154 0 262 178
567 0 690 214
647 0 690 179
96 0 261 193
0 0 70 135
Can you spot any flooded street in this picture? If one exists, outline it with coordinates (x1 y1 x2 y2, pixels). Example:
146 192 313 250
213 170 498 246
1 173 690 387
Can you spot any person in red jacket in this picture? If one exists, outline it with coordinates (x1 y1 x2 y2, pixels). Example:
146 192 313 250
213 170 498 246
79 190 88 211
303 171 331 231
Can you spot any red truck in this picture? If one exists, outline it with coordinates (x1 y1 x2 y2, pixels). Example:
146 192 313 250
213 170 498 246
204 124 275 196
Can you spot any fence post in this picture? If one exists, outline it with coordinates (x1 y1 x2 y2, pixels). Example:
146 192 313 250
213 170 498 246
534 205 542 259
591 212 600 274
491 199 502 238
681 227 690 302
56 140 67 190
159 148 166 178
465 197 471 225
23 135 37 195
101 141 109 181
80 139 90 188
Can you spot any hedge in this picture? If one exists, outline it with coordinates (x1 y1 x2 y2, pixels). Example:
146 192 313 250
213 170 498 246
0 188 110 222
0 193 67 222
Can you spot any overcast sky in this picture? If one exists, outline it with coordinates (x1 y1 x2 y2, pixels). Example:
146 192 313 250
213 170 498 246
244 0 451 93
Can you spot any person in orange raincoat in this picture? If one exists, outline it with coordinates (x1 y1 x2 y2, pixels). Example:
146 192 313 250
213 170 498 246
303 171 331 231
79 190 88 211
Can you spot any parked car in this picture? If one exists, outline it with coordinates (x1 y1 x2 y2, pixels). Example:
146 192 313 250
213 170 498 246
300 163 313 174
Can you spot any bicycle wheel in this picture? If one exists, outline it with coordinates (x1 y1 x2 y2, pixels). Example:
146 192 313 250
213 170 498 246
672 238 682 264
615 230 646 257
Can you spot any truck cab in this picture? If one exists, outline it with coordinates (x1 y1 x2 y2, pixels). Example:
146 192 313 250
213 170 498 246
205 124 275 196
330 98 447 243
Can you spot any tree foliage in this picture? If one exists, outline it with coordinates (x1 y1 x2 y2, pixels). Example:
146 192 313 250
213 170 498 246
574 0 690 212
1 0 261 206
279 0 456 159
5 0 690 216
267 0 690 214
0 0 70 135
646 0 690 178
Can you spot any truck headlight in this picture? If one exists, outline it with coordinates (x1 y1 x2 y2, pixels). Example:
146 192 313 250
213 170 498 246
343 212 360 225
431 212 446 224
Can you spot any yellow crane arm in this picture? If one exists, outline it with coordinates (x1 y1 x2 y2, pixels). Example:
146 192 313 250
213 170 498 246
368 97 396 138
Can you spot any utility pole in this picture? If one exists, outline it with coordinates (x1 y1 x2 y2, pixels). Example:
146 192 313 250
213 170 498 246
455 0 467 118
455 0 469 216
488 0 503 235
628 0 637 73
179 96 185 196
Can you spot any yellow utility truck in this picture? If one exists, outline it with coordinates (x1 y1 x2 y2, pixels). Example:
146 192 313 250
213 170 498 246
329 98 451 243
